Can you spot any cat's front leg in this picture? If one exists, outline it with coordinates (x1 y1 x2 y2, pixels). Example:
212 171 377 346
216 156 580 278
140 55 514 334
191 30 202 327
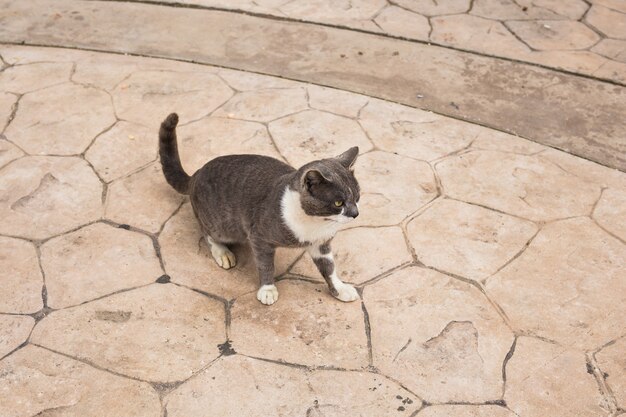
308 243 359 302
251 240 278 305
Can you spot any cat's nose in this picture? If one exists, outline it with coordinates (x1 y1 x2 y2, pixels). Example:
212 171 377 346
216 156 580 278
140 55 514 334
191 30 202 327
346 205 359 218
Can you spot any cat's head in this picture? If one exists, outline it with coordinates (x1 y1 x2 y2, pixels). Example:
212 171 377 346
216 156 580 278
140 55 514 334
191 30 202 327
297 147 361 223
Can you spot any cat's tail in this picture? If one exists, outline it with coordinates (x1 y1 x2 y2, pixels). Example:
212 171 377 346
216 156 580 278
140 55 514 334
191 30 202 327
159 113 191 195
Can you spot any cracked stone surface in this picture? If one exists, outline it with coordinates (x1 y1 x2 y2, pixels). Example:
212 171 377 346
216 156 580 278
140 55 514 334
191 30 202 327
160 202 303 300
40 223 163 309
176 116 283 173
6 83 116 155
505 337 606 417
487 218 626 350
407 199 538 281
0 156 103 240
112 70 233 127
291 226 412 284
231 280 369 368
0 237 42 314
508 21 601 51
167 355 421 416
31 284 225 382
105 162 184 233
269 109 372 167
353 151 438 226
213 87 308 123
0 43 625 416
0 315 34 359
437 150 601 221
373 6 431 40
0 345 161 417
0 62 72 94
596 337 626 408
587 5 626 40
364 266 514 403
85 121 157 182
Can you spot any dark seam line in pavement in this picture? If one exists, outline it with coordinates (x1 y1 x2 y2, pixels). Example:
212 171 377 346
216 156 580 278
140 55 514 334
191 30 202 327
87 0 626 88
3 41 623 173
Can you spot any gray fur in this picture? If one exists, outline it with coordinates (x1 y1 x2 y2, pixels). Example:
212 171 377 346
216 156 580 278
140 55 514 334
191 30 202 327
159 113 360 301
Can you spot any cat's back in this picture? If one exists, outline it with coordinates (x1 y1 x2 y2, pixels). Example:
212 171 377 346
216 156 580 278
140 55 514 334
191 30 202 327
191 154 295 199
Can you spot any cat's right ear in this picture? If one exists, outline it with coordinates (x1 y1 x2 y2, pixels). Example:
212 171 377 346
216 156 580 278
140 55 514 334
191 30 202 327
302 169 330 191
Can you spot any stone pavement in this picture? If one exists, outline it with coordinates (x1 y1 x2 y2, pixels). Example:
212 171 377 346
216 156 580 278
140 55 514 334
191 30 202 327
0 2 625 417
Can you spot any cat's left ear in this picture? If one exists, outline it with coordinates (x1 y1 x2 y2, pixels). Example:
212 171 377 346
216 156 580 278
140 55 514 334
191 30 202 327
336 146 359 170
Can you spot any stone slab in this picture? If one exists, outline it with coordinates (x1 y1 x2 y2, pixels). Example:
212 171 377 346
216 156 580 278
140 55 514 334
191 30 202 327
0 0 624 170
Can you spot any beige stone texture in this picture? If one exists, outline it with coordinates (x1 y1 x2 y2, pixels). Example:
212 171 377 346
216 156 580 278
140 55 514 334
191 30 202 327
40 223 163 309
505 337 606 417
230 280 368 368
594 59 626 84
31 284 225 382
392 0 470 16
105 162 183 233
587 5 626 40
0 137 23 170
0 237 43 314
590 0 626 13
0 92 17 128
472 0 587 20
167 355 421 416
431 15 531 57
373 6 431 40
594 188 626 241
361 99 511 161
112 70 233 127
0 315 33 359
470 131 546 154
507 21 601 51
592 39 626 63
487 218 626 350
419 405 517 417
0 62 72 94
353 151 438 226
407 199 538 281
280 0 386 22
596 337 626 408
270 109 373 167
527 50 608 75
213 88 308 122
364 266 513 403
0 156 103 240
85 121 157 182
0 345 161 417
307 84 369 118
6 84 116 155
160 203 302 299
176 116 283 173
218 68 301 91
437 150 601 221
291 226 412 284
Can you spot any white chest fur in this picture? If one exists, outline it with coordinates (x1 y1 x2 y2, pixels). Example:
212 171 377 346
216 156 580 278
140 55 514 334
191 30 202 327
281 187 346 244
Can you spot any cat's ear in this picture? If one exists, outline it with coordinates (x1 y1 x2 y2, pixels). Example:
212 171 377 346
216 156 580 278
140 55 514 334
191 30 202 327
302 169 331 191
335 146 359 169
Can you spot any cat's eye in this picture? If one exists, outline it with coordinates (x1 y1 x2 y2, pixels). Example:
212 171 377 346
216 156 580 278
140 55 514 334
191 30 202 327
334 201 344 207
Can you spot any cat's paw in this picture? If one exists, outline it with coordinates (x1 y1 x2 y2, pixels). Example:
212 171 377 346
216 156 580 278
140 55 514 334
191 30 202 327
210 245 237 270
334 283 359 302
257 285 279 305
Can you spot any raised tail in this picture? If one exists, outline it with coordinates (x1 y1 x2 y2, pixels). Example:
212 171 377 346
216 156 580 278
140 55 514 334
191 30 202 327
159 113 191 195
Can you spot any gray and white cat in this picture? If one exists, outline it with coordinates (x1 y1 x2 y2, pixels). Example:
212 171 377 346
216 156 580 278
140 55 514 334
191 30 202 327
159 113 361 305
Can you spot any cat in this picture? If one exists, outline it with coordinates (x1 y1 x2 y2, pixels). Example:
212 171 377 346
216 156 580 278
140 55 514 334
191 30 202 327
159 113 361 305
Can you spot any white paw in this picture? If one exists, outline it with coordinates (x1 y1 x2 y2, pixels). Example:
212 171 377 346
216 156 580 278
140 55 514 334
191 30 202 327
257 285 279 305
335 283 359 302
210 245 236 270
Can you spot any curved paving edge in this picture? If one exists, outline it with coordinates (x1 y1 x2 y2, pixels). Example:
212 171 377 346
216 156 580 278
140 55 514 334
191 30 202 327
0 0 625 171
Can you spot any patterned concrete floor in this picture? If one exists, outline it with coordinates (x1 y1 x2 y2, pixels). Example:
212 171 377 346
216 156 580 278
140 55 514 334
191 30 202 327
0 27 625 417
150 0 626 85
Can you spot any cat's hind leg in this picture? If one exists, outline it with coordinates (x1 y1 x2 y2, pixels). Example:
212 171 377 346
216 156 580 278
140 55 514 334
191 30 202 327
205 235 237 270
